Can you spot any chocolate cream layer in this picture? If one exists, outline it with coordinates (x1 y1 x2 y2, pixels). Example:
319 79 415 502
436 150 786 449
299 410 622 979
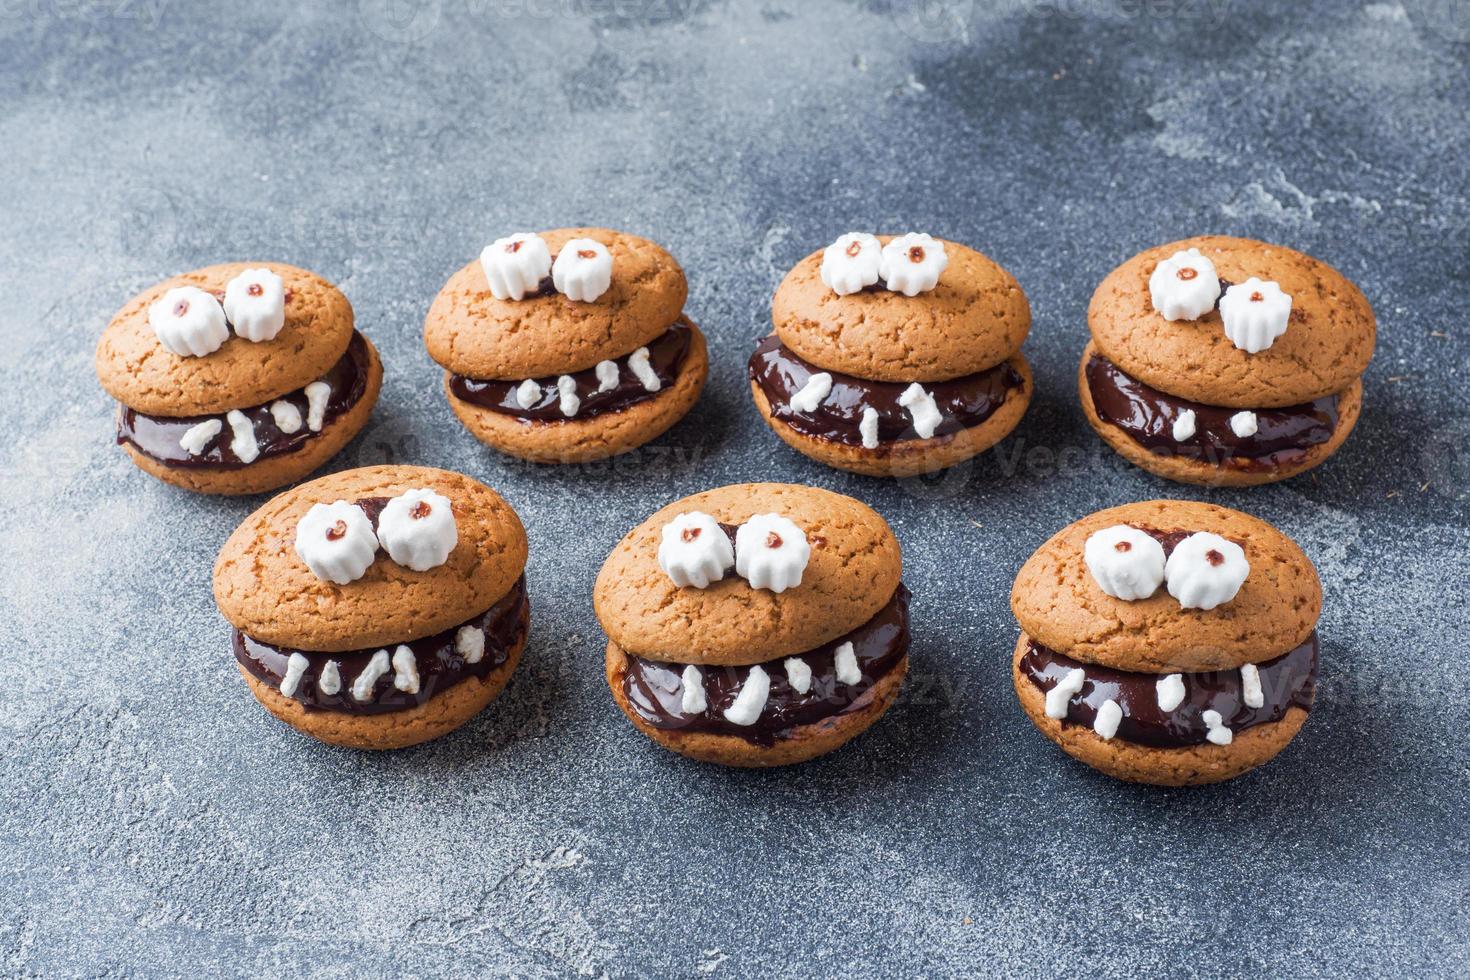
748 335 1024 446
449 318 692 421
619 584 910 747
117 331 372 469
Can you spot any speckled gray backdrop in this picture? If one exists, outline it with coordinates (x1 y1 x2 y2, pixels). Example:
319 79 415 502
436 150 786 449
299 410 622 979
2 0 1467 976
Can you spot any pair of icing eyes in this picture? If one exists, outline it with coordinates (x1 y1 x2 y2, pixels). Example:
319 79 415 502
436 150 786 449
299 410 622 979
294 489 459 585
658 512 811 594
819 232 949 297
480 233 614 303
1148 248 1293 354
1083 526 1250 611
148 268 288 357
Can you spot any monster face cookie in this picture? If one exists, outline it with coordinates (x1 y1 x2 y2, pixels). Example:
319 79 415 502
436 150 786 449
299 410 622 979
1010 500 1322 786
424 228 707 464
96 263 382 495
1082 236 1374 486
594 483 908 767
750 233 1032 477
213 465 530 749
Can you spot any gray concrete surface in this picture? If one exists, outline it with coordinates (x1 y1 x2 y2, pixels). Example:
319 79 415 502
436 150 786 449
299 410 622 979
1 0 1467 975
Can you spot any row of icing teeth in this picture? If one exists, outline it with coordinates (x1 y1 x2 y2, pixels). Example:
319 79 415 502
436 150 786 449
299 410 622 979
1083 525 1250 610
1045 663 1266 745
657 512 811 594
511 343 661 418
480 233 614 302
1148 247 1293 354
819 232 949 297
789 372 943 447
675 641 862 725
275 624 489 702
294 489 458 585
149 268 287 358
176 379 334 463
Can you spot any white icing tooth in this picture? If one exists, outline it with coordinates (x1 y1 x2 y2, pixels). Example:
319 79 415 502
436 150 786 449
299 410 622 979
789 372 833 413
391 644 420 694
819 232 882 296
680 664 707 714
551 237 613 302
1229 410 1258 439
1220 277 1291 353
318 660 342 696
556 375 580 417
628 347 660 392
897 383 942 439
456 625 485 664
304 381 331 432
1093 699 1122 740
1084 525 1166 601
351 649 391 702
1172 408 1197 442
178 418 222 456
784 657 812 694
223 267 286 343
1165 532 1250 611
1202 708 1234 745
657 511 734 589
480 232 552 301
735 514 811 594
1147 247 1221 321
722 665 770 726
226 410 260 464
270 400 303 434
1156 674 1186 712
279 652 309 699
878 233 948 296
859 406 880 449
148 285 228 357
833 641 860 685
294 500 379 584
376 488 457 572
1045 668 1086 720
595 360 619 392
515 379 542 410
1241 663 1264 709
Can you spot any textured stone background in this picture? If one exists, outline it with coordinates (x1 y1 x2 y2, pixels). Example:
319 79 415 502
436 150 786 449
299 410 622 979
2 0 1467 975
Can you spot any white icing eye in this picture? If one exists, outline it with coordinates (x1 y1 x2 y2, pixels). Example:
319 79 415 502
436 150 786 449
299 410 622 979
223 268 286 342
657 511 734 589
1083 525 1166 601
148 285 228 357
734 514 810 594
1219 277 1292 353
551 238 613 302
819 233 882 296
480 232 552 301
295 500 379 584
878 233 948 296
1148 247 1221 321
376 488 457 572
1165 532 1249 610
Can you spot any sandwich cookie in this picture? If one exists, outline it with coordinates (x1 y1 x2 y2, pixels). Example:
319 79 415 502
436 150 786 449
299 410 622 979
424 228 707 463
1010 500 1322 785
213 465 530 749
1082 236 1374 485
96 262 382 495
751 233 1032 476
594 483 907 766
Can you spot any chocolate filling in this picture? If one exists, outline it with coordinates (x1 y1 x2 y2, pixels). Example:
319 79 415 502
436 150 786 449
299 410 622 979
235 575 529 715
747 335 1025 447
117 331 372 469
448 319 692 421
1085 352 1339 471
619 584 910 747
1019 633 1317 748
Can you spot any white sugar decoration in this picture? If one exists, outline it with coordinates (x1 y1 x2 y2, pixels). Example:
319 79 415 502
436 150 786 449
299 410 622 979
1241 663 1264 709
550 238 614 303
1156 674 1186 712
819 232 882 296
1083 525 1166 601
734 514 811 593
557 375 581 417
1172 408 1197 442
680 664 707 714
897 383 942 439
1147 247 1221 322
226 410 260 464
318 660 342 696
279 652 309 699
376 488 457 571
515 379 541 410
391 644 420 694
628 347 661 392
784 657 813 695
1045 668 1086 720
480 232 553 301
789 372 833 413
657 511 735 589
304 380 332 432
148 285 229 357
223 267 287 343
1220 277 1292 353
1093 699 1122 741
1165 532 1250 611
722 666 770 726
294 500 379 585
270 400 303 434
1229 410 1258 439
859 406 880 449
595 360 619 393
178 418 222 456
878 233 949 296
351 649 391 702
456 625 486 664
834 641 861 685
1202 709 1234 745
